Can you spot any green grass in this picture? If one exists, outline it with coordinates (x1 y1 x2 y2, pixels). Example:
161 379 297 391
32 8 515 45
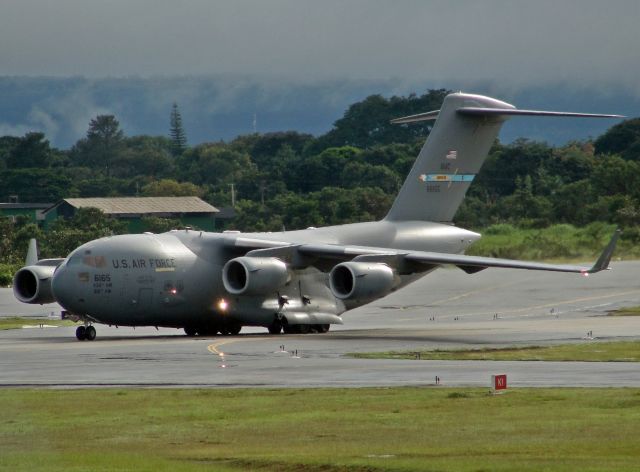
350 341 640 362
1 388 640 471
609 306 640 316
0 317 76 330
466 222 640 261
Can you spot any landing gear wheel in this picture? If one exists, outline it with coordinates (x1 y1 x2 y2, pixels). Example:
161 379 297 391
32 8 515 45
219 327 230 336
268 322 282 334
316 324 330 333
282 323 294 334
227 324 242 336
184 326 197 337
85 325 96 341
201 328 220 336
75 326 86 341
297 324 310 334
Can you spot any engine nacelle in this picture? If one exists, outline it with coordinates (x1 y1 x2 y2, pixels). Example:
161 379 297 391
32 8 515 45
222 257 289 295
13 265 57 304
329 261 396 301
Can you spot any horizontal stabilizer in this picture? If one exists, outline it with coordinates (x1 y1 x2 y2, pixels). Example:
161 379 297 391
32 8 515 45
390 107 623 125
389 109 440 124
457 107 625 119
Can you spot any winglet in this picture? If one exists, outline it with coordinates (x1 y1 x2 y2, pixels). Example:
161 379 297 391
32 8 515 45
586 229 620 274
26 239 39 266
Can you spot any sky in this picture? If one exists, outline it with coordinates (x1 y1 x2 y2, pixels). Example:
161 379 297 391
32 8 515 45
1 0 639 91
0 1 638 147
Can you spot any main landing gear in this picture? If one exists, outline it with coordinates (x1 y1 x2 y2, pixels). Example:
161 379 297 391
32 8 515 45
270 323 330 334
76 325 96 341
184 323 242 337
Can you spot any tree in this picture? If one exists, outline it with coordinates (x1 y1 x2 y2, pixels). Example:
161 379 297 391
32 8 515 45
70 115 125 170
141 179 204 197
594 118 640 160
6 132 52 169
0 136 21 170
308 89 449 152
111 136 174 178
296 146 362 192
169 103 187 156
43 208 127 258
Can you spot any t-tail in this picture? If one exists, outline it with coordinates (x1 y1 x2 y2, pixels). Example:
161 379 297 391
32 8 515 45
385 92 623 223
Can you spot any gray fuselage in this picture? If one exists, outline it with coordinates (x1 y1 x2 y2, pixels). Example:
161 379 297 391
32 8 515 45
50 220 479 329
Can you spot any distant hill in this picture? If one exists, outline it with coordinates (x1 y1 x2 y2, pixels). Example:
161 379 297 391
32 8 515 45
0 76 637 148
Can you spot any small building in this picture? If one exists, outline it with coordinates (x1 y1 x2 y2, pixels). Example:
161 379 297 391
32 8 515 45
0 202 52 224
43 197 221 232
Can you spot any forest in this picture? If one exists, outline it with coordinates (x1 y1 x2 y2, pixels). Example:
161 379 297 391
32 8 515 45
1 89 640 283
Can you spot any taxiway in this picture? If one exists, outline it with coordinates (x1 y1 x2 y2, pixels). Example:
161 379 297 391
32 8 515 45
1 261 639 388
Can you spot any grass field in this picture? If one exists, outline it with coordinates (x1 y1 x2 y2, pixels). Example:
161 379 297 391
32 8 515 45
350 341 640 362
1 388 639 471
609 306 640 316
0 317 76 330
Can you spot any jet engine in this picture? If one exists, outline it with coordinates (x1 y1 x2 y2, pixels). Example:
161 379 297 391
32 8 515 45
13 264 57 304
222 256 289 295
329 261 396 300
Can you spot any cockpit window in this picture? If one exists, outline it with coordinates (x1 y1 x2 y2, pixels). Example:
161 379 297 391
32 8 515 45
67 255 82 266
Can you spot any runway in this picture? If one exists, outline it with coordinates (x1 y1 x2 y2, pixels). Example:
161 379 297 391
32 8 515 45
1 261 639 388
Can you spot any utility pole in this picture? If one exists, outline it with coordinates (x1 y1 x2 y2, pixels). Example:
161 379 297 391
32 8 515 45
260 180 266 207
229 183 236 208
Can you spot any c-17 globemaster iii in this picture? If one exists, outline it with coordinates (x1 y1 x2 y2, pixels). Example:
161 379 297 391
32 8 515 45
13 93 622 341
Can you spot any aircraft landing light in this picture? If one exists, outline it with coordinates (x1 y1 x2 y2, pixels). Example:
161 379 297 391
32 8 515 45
217 298 229 312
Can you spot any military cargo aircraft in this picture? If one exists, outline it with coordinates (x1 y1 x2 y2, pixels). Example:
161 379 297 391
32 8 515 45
13 93 622 340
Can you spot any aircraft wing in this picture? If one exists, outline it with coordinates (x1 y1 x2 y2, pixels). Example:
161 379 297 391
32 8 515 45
243 228 620 275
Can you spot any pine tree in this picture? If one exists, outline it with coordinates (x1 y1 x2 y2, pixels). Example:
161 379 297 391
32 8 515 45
169 103 187 156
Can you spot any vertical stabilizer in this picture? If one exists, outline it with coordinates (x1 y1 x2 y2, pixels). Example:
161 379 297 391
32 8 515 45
385 93 513 223
26 239 39 266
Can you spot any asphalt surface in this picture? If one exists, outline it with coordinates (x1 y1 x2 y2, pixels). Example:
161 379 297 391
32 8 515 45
1 261 639 388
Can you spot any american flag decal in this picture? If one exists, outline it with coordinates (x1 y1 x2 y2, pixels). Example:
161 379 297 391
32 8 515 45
446 150 457 160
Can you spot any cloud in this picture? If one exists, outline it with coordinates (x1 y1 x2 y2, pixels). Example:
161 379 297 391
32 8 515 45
0 0 638 93
27 107 60 142
0 123 31 137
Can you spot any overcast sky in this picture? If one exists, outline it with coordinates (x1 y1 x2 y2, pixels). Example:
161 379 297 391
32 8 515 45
1 0 639 92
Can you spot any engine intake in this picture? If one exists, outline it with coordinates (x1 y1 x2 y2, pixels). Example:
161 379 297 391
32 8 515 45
222 257 289 295
13 265 57 304
329 261 396 300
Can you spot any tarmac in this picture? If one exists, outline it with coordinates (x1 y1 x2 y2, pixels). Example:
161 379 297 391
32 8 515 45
1 261 639 388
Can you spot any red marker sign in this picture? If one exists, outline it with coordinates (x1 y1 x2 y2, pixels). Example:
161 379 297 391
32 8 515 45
492 374 507 391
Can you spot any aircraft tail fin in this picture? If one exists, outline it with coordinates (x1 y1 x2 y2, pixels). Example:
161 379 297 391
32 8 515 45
26 239 39 266
385 92 623 223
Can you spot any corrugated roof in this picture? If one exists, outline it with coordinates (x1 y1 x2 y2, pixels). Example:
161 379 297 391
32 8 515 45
53 197 219 215
0 203 52 209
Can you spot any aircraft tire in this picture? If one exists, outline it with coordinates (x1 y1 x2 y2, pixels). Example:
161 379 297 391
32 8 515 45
298 324 310 334
227 324 242 336
282 323 294 334
316 324 330 333
184 326 197 337
200 328 219 336
268 322 282 334
85 325 96 341
75 326 86 341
